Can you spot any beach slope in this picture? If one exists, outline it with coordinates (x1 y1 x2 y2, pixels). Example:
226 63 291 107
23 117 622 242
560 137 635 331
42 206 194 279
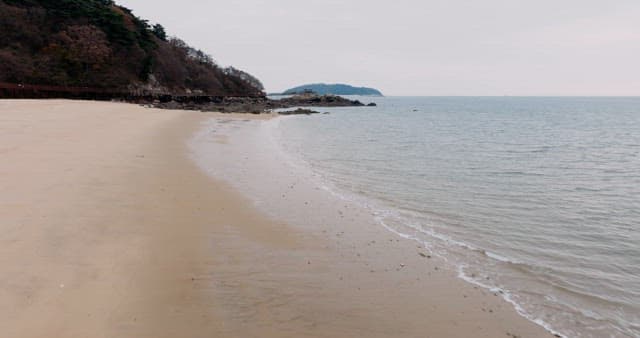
0 100 551 337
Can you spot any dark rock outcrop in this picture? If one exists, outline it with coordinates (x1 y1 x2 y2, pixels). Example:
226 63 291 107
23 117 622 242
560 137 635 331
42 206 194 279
278 108 322 115
148 93 376 114
278 93 366 107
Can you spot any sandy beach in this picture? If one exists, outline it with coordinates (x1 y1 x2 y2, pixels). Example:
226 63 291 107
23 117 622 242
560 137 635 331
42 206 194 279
0 100 553 337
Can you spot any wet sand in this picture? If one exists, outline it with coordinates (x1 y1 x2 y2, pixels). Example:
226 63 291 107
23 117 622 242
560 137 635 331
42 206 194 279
0 100 553 337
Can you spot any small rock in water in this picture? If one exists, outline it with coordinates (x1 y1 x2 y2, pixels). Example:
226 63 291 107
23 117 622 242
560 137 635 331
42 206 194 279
278 108 322 115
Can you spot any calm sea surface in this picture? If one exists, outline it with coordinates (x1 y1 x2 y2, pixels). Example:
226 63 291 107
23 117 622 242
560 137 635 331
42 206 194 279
272 97 640 337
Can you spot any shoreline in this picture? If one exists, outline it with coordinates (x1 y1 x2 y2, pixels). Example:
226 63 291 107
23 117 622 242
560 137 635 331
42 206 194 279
190 110 556 337
1 100 553 337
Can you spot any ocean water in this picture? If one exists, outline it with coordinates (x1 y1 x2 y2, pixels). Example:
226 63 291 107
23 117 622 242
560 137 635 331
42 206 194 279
271 96 640 337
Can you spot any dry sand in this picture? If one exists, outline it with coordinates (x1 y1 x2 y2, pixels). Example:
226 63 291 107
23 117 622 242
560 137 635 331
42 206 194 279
0 100 553 337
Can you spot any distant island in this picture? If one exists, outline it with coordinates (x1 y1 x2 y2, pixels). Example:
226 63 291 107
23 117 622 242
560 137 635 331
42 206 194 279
281 84 383 96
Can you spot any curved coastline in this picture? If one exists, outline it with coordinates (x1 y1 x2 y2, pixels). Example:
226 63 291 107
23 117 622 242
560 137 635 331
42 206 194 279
0 99 559 337
189 113 555 337
267 116 569 338
256 97 640 338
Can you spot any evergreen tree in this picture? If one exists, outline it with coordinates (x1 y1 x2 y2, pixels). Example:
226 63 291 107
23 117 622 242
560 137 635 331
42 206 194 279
152 24 167 41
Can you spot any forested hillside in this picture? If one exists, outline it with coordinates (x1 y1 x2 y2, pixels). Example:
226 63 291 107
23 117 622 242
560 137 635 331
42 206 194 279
0 0 264 96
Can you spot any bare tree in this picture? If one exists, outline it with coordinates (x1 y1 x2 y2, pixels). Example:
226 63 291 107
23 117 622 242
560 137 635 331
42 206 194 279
224 66 265 92
53 25 112 84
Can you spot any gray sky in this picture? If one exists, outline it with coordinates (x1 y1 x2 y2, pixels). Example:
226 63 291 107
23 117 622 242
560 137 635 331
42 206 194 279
118 0 639 96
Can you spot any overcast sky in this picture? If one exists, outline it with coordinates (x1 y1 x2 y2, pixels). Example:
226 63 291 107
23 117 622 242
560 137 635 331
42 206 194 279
118 0 639 96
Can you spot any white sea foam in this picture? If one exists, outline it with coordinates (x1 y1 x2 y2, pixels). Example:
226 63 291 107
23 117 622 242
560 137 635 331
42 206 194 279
263 115 571 336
